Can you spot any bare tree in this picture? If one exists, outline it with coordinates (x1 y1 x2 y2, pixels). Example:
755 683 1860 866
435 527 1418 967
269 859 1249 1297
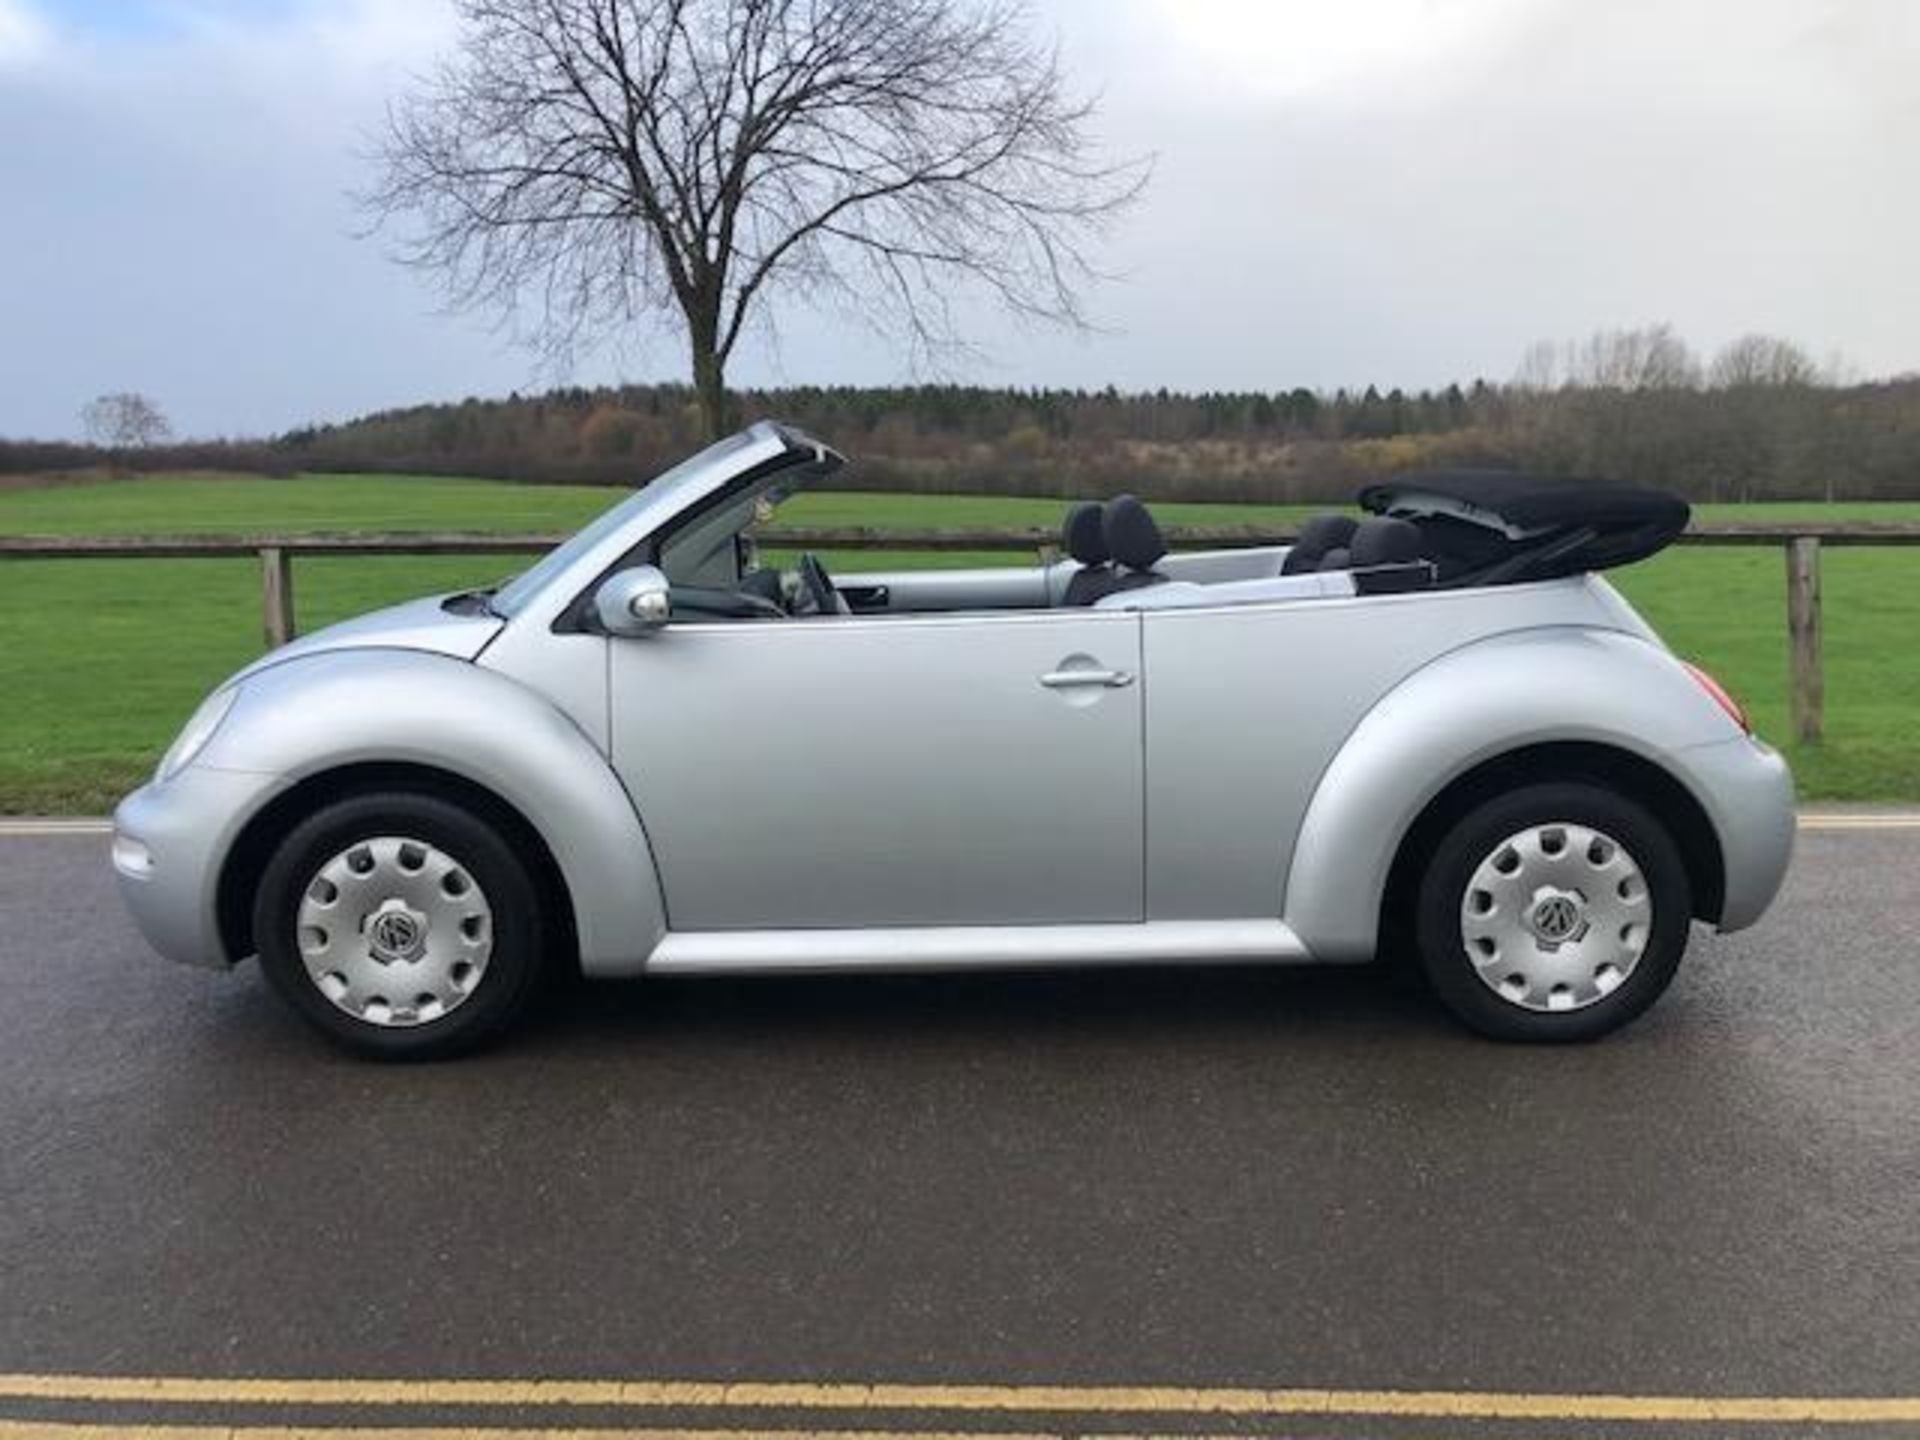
1709 333 1820 389
1512 338 1559 391
80 392 172 449
1563 324 1700 391
365 0 1147 439
1704 335 1827 501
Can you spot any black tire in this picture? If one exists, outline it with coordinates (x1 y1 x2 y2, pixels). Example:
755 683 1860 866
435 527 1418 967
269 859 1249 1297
1414 782 1693 1042
253 791 546 1060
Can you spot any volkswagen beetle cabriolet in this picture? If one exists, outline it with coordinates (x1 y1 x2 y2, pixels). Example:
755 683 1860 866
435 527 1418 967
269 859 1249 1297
114 422 1793 1057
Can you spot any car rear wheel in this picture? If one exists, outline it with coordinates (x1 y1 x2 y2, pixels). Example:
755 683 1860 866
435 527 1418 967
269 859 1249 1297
1415 782 1693 1041
253 791 545 1059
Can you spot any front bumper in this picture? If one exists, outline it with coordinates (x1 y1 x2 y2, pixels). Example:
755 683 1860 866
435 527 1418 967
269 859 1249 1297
1680 733 1796 932
112 766 288 969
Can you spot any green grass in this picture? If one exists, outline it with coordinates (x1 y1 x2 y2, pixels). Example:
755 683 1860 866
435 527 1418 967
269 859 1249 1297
0 471 619 536
16 471 1920 536
1611 549 1920 801
0 470 1342 536
3 471 1917 811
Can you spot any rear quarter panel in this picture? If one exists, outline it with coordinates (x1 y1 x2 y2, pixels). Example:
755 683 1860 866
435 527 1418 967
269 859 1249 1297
1281 624 1748 958
1141 577 1724 931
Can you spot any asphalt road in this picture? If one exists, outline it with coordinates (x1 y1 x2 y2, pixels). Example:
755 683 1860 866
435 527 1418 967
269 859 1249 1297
1 823 1917 1439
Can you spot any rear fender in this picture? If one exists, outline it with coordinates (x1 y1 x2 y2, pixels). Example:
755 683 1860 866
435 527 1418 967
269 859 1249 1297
1284 628 1741 959
198 648 663 974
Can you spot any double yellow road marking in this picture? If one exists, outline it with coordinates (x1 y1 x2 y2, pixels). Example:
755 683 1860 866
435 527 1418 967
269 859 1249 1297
4 1374 1920 1428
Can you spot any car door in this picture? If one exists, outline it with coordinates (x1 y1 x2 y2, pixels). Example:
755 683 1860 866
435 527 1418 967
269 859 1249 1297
608 609 1144 931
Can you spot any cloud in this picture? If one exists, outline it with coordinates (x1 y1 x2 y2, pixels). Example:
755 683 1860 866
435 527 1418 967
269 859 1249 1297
0 0 488 439
0 0 50 67
1006 0 1920 393
1141 0 1538 102
1 0 1917 438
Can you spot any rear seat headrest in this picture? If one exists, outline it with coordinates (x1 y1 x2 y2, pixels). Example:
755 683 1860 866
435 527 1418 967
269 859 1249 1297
1282 514 1358 574
1350 516 1424 568
1317 546 1352 572
1062 502 1110 566
1104 494 1167 572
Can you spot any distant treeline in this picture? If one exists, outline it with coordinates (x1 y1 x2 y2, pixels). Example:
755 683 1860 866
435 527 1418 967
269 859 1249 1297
8 329 1918 504
0 438 291 481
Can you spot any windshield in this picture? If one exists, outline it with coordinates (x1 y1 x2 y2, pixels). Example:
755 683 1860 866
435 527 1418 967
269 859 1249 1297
491 431 765 618
657 468 811 588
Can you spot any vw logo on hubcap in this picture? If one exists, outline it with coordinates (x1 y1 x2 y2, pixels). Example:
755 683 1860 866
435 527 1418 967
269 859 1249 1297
365 900 429 963
1529 893 1584 944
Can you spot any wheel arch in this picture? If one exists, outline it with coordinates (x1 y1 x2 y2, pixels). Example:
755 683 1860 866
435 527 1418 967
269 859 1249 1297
1282 627 1741 960
1376 742 1727 959
217 761 579 974
196 648 666 975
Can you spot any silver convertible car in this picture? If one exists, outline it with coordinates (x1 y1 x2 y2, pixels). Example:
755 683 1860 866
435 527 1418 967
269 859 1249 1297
114 422 1794 1057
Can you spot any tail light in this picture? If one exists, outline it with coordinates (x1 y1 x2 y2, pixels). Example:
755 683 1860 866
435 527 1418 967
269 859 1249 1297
1683 661 1750 734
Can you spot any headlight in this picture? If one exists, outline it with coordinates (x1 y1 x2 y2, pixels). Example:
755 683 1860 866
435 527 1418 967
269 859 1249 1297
156 686 239 783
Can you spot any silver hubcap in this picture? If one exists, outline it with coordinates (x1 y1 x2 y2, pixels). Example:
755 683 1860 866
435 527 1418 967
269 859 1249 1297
295 836 492 1028
1460 822 1651 1013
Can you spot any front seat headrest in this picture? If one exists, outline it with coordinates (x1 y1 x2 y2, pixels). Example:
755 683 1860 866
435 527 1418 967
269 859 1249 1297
1063 502 1110 566
1350 516 1424 568
1282 514 1359 574
1104 495 1166 572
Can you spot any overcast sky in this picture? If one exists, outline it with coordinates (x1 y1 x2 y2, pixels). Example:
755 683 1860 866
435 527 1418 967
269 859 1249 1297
2 0 1917 439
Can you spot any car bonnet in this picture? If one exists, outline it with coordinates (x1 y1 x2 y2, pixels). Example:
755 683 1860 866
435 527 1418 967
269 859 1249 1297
229 593 503 684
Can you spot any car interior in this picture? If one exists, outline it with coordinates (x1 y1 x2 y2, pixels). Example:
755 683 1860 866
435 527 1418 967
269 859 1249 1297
645 470 1446 624
633 444 1711 626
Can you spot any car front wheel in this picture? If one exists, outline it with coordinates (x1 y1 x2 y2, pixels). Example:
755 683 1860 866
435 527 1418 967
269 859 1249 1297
253 791 546 1059
1415 782 1693 1041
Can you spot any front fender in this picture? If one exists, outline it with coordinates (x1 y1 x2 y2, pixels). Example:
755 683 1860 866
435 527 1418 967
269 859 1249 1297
1283 627 1744 960
198 647 664 974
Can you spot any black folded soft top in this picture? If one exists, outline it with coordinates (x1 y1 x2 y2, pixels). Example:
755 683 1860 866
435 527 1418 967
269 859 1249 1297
1357 469 1691 585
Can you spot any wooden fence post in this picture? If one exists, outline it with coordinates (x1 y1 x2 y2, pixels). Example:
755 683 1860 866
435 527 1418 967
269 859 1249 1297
1785 535 1823 744
260 545 296 649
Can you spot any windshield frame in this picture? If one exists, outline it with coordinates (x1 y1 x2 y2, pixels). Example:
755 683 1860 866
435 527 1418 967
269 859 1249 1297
491 430 769 620
483 423 838 632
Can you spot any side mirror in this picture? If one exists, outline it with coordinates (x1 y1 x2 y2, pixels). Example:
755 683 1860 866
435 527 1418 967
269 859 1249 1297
595 565 673 636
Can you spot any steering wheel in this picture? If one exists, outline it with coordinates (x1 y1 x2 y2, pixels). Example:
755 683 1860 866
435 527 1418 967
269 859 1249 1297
796 552 848 616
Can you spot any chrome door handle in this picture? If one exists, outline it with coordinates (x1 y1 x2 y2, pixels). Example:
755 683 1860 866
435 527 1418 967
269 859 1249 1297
1039 668 1135 689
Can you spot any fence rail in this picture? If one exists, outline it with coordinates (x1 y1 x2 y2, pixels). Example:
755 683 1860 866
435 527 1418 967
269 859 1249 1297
9 522 1920 743
10 520 1920 558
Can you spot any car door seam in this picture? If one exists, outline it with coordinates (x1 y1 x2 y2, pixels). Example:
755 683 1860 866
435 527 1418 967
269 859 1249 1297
1135 611 1149 923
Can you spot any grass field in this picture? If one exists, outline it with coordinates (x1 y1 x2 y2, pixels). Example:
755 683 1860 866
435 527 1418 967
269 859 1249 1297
4 470 1918 812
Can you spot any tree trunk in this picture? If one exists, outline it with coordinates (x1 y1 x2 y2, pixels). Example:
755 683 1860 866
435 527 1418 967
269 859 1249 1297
689 310 730 441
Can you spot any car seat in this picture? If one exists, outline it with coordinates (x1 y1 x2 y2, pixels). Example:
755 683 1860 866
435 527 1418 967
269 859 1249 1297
1059 502 1115 606
1100 495 1169 595
1282 514 1359 574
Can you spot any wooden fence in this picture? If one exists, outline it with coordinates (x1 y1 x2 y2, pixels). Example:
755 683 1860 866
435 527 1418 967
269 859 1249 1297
7 522 1919 744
